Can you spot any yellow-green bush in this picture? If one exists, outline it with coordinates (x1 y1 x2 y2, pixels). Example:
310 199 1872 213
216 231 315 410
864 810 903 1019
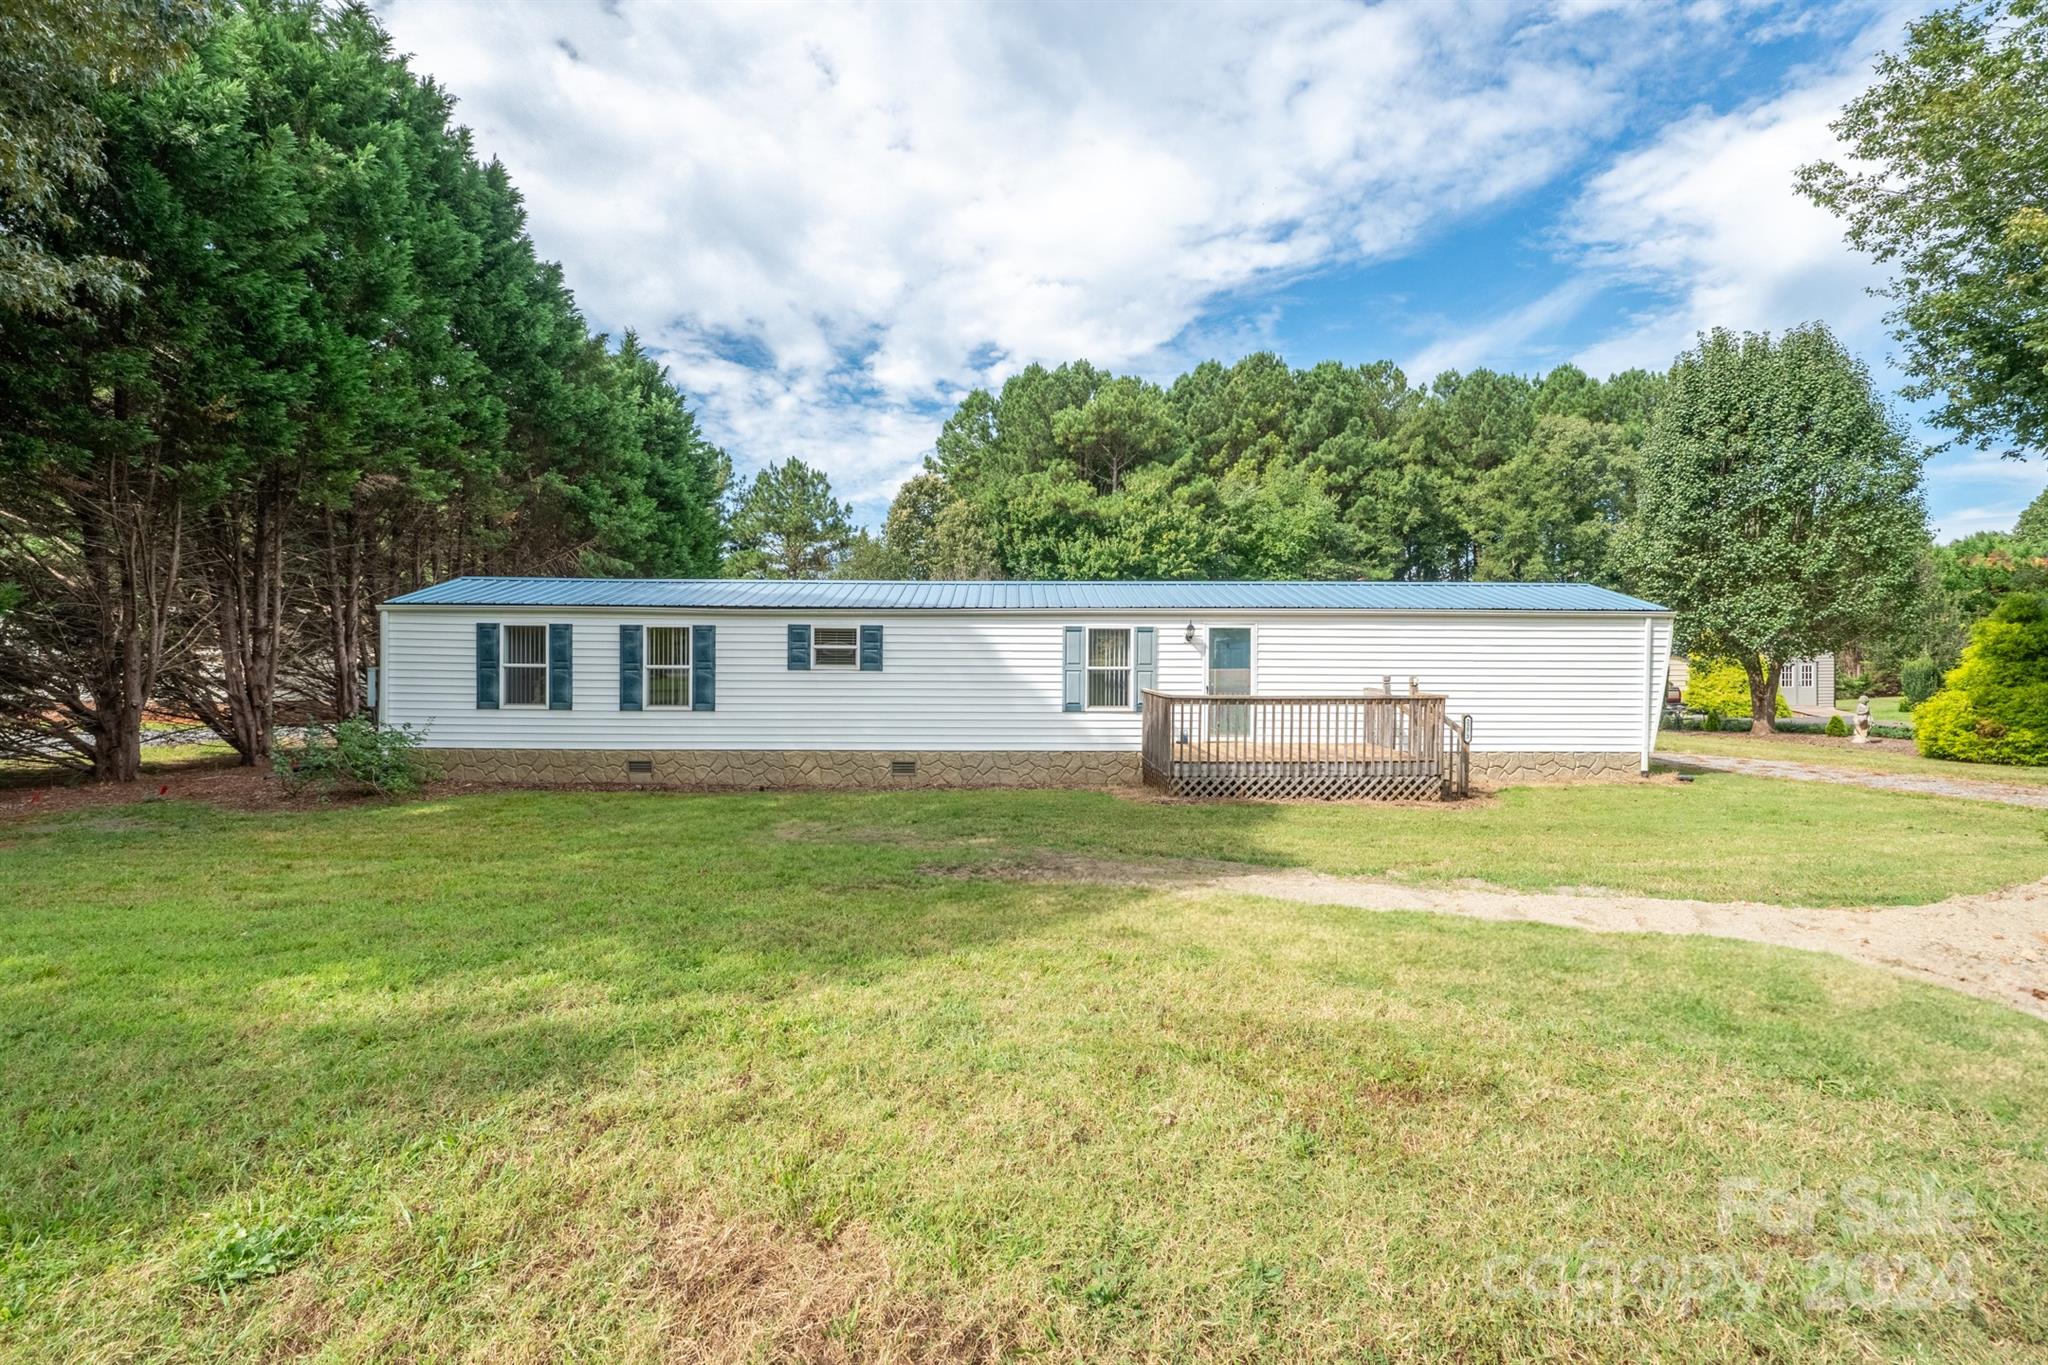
1682 657 1793 719
1915 593 2048 766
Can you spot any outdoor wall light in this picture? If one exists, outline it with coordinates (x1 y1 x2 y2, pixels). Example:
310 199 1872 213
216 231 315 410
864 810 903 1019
1184 622 1198 646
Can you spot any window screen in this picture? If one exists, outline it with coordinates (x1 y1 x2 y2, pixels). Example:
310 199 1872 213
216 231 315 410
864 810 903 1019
813 625 858 667
1087 628 1131 708
647 625 690 707
503 624 548 706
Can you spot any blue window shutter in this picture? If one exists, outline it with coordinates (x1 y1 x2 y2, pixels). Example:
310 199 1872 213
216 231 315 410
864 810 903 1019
787 623 811 670
548 623 573 710
692 625 715 710
859 623 883 671
619 625 643 711
475 623 499 709
1133 626 1156 710
1062 626 1084 712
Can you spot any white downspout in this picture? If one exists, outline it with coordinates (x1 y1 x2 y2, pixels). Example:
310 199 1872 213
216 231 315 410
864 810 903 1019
1639 616 1657 774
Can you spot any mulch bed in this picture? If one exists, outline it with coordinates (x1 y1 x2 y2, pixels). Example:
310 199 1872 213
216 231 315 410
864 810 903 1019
1 761 288 821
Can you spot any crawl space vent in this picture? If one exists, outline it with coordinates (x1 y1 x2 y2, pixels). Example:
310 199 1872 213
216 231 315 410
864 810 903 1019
626 758 653 775
890 760 918 777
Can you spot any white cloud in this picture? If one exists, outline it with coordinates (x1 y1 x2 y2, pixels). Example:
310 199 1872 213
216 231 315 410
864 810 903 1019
1936 503 2039 540
1405 279 1602 381
1562 46 1902 377
375 0 1768 514
1541 3 2044 540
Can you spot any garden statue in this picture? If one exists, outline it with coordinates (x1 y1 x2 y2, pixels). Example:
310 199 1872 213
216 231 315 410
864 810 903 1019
1852 694 1873 744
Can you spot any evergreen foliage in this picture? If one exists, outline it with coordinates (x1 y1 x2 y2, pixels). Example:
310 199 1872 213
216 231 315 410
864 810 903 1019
0 0 729 776
887 355 1656 582
1901 654 1943 709
726 457 855 579
1915 592 2048 765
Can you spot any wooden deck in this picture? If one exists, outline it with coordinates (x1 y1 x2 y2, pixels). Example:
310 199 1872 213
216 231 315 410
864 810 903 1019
1142 692 1470 800
1170 738 1429 764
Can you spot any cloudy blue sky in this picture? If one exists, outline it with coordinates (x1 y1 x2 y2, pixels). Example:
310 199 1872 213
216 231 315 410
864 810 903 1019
376 0 2044 540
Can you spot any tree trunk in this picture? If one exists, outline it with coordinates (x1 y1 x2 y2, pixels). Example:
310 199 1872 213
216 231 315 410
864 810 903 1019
1745 658 1779 735
70 433 182 784
78 493 141 783
321 503 364 719
206 479 290 764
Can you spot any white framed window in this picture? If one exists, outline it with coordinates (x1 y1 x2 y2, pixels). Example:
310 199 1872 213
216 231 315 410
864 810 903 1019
1799 661 1815 688
646 625 691 707
1778 662 1793 686
812 625 859 668
1087 627 1131 709
502 624 548 707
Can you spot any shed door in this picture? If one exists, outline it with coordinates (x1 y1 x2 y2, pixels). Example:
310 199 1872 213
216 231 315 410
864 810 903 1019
1209 628 1252 737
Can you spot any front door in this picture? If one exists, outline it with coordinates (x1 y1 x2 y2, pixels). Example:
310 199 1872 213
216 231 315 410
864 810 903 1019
1209 628 1252 737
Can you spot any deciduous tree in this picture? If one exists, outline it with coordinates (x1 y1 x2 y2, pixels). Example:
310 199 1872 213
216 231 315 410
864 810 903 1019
1799 0 2048 454
1617 325 1926 731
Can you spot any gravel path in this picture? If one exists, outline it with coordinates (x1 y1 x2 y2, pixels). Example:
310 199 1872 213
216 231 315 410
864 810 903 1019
965 854 2048 1020
1657 749 2048 809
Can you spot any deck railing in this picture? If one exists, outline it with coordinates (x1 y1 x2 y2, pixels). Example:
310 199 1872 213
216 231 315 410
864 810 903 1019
1141 691 1453 800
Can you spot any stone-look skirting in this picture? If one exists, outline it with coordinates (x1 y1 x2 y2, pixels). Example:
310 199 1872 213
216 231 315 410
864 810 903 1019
432 747 1141 791
1468 750 1642 784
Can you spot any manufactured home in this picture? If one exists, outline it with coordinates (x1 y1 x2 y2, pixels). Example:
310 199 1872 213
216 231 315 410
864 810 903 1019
378 578 1673 797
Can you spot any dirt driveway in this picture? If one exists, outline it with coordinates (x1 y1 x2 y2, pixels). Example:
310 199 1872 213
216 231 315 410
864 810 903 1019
1657 749 2048 809
970 854 2048 1021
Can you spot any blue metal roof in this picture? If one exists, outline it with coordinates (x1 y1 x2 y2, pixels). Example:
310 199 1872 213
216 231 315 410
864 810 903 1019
386 577 1667 613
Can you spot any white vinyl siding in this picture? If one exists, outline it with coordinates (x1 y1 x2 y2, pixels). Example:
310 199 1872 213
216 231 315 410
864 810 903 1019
382 608 1671 759
646 625 690 708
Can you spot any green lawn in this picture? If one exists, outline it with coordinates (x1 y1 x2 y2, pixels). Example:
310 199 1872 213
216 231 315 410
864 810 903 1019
1659 729 2048 790
1836 694 1913 725
3 784 2046 1361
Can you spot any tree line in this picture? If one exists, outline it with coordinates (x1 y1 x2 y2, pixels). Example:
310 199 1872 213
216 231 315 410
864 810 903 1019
831 355 1661 586
806 326 1924 731
0 0 728 779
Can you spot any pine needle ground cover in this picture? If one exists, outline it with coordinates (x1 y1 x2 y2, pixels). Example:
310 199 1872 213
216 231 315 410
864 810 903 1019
3 783 2045 1360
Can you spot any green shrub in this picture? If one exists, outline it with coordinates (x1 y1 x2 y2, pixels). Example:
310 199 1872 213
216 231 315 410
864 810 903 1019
1682 657 1792 719
1824 714 1848 737
1914 594 2048 766
1899 654 1942 711
275 718 436 796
